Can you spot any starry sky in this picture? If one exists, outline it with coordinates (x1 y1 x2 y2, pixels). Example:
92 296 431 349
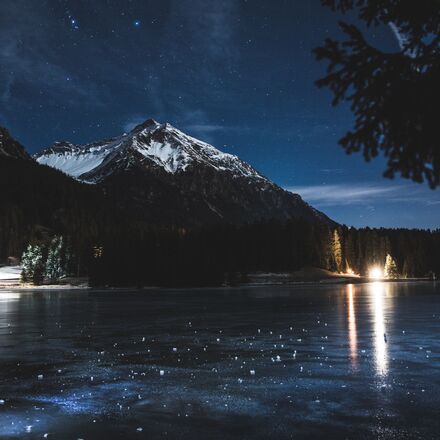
1 0 439 229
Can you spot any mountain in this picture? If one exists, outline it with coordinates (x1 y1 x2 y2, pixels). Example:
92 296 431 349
0 127 32 160
0 127 115 262
36 119 332 226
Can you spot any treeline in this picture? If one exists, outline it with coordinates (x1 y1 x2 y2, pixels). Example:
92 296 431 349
87 221 439 286
1 156 438 286
2 216 439 287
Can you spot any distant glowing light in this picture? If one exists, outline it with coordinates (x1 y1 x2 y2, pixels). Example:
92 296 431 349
345 268 359 276
134 20 141 27
369 266 383 280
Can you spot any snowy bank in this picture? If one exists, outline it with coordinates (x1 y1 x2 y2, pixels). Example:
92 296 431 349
0 265 21 280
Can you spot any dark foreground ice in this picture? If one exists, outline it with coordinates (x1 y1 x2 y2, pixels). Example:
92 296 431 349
0 282 439 439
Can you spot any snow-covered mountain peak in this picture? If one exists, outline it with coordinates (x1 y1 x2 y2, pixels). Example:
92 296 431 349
35 119 268 183
131 118 161 134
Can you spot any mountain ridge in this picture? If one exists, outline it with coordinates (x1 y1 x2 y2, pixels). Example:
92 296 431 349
0 127 32 161
35 118 333 226
36 119 268 183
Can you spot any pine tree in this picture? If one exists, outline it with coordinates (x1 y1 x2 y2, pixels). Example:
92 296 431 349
384 254 398 279
315 0 440 188
20 244 33 282
21 244 45 285
332 229 343 273
32 246 45 285
45 236 65 282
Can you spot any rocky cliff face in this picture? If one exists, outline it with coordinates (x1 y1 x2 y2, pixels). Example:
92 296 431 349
0 127 32 161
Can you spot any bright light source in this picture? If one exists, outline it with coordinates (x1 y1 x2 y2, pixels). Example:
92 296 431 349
369 266 383 280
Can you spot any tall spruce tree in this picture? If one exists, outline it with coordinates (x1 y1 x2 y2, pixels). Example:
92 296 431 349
384 253 399 279
21 244 45 285
45 236 65 282
20 244 33 283
332 229 343 272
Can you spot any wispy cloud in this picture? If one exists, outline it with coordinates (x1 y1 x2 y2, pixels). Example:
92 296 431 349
122 115 151 133
168 0 239 60
173 108 224 143
320 168 344 174
122 108 224 140
122 109 245 146
185 124 224 134
287 183 440 207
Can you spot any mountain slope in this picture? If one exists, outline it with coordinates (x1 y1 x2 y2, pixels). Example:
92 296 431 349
36 119 333 226
0 127 32 160
0 128 114 261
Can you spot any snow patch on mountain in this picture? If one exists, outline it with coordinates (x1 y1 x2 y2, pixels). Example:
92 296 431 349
133 139 191 173
39 149 108 178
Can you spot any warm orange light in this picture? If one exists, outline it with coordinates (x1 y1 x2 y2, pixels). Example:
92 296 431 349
369 266 383 280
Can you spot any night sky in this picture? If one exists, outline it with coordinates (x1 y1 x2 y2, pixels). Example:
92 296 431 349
1 0 439 228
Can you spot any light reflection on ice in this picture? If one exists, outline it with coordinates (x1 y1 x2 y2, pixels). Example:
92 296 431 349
347 284 358 370
0 291 21 318
370 282 388 377
0 292 21 300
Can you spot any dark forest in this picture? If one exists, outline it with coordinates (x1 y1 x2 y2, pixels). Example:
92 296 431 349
1 156 438 286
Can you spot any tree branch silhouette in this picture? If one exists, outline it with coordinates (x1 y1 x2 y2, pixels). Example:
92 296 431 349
315 0 440 188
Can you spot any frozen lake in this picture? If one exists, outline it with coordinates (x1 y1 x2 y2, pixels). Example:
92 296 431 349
0 282 439 439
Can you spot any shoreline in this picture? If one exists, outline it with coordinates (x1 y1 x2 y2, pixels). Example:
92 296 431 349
1 265 435 291
240 277 434 287
0 277 435 292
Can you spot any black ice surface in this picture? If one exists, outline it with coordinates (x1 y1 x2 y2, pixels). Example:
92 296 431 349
0 282 439 439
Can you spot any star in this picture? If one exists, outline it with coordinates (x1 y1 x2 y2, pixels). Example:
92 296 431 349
66 11 79 30
134 20 141 28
